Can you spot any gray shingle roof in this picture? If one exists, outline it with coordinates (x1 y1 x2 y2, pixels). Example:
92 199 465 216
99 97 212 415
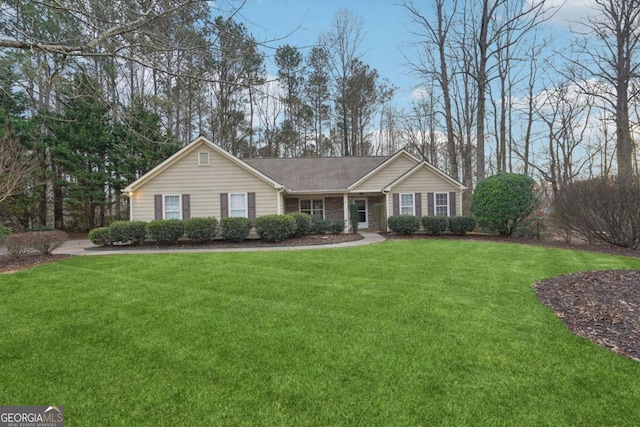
244 156 389 191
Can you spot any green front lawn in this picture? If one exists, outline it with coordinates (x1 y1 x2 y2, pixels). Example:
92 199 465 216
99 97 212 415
1 240 640 426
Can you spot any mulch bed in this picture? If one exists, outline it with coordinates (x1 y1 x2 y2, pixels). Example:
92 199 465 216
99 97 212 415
535 270 640 362
2 232 639 362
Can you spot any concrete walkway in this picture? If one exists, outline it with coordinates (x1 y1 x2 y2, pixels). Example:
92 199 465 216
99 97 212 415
48 232 386 256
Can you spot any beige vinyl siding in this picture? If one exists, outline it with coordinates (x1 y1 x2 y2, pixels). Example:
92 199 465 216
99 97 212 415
351 154 417 191
131 142 278 221
387 167 461 216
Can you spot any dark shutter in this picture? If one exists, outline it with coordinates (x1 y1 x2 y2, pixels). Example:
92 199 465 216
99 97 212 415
154 195 163 220
449 192 457 217
182 194 191 220
415 193 422 218
392 193 399 216
248 192 256 220
427 192 434 216
220 193 228 218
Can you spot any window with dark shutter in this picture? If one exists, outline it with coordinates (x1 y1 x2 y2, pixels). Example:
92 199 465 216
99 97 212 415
392 193 399 216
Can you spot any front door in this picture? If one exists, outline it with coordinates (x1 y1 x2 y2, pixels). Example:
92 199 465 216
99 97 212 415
354 198 368 229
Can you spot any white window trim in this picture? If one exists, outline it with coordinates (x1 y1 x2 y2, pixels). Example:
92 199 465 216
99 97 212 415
435 192 450 216
299 198 325 218
400 193 415 216
229 192 248 218
164 194 182 220
198 151 211 166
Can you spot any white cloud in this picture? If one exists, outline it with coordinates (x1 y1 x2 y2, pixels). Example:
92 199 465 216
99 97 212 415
543 0 598 27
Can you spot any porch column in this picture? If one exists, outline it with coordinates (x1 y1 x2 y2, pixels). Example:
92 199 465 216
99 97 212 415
343 193 349 233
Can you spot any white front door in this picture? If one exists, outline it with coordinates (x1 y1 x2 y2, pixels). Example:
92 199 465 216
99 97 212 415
354 198 368 229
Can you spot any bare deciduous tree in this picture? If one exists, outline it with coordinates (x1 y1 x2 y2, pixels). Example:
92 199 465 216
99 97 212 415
0 136 38 204
569 0 640 181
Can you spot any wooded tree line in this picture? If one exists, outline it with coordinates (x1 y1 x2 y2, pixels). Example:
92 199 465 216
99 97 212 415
0 0 639 230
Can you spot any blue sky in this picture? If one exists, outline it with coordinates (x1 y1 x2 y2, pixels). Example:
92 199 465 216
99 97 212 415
236 0 428 107
235 0 587 111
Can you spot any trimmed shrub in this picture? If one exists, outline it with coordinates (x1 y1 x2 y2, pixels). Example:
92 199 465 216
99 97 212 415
220 217 252 242
184 217 218 243
108 221 147 245
6 233 34 259
387 215 420 235
89 227 111 246
290 212 312 237
329 219 345 234
553 176 640 249
471 173 539 236
349 203 360 234
31 230 67 255
147 219 184 244
6 230 67 258
254 214 297 242
373 203 387 232
309 216 331 235
422 216 449 235
448 216 477 236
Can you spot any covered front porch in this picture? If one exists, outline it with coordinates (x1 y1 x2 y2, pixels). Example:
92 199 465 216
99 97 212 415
283 193 386 231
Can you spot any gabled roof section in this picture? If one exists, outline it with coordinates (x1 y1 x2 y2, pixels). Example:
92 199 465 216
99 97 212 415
384 161 468 191
346 149 422 190
123 136 282 192
244 156 388 191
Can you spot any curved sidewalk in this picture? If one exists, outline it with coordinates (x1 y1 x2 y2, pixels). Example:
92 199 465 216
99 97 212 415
52 232 386 256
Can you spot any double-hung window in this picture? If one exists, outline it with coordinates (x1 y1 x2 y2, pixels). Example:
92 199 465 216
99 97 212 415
300 199 324 218
164 195 181 219
400 193 414 215
229 193 247 217
435 193 449 216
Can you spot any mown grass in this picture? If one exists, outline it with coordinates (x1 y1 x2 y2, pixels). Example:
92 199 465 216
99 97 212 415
1 240 640 426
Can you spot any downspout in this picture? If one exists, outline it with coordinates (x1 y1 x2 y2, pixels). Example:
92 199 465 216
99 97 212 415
276 186 285 215
126 191 134 220
343 193 349 233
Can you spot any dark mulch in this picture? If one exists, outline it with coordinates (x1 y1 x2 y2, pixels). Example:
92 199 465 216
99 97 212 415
535 270 640 361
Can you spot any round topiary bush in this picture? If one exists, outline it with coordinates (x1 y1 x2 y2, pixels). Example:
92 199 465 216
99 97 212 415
448 216 476 236
89 227 111 246
254 214 297 242
471 173 539 236
220 217 253 242
147 219 184 244
290 212 312 237
421 216 448 235
387 215 420 235
184 217 218 243
108 221 147 245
